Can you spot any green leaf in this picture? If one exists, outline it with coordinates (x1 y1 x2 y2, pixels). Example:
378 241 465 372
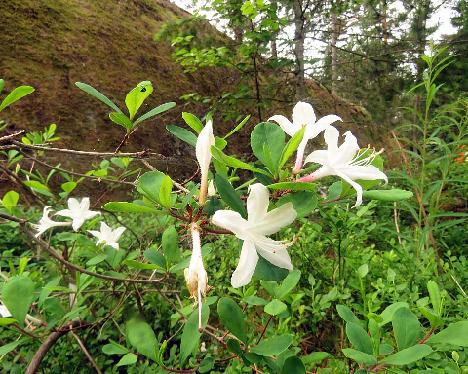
75 82 121 113
134 102 176 125
124 259 161 270
0 79 4 94
242 295 268 306
268 182 316 192
357 264 369 278
143 248 166 269
346 322 373 354
275 270 301 299
214 174 247 217
0 86 35 111
336 305 361 325
0 339 24 356
103 201 161 214
253 256 289 282
125 81 153 120
277 191 317 217
251 122 285 175
0 318 17 326
159 174 173 208
211 146 270 176
116 353 137 367
379 302 409 326
250 334 293 356
109 112 133 130
180 305 210 364
363 189 413 202
2 190 19 211
281 356 305 374
382 344 433 365
126 318 158 360
60 181 77 194
427 321 468 347
137 171 173 208
2 276 34 326
224 115 251 139
166 125 196 147
279 127 305 168
264 299 287 316
217 297 248 343
302 352 331 366
392 308 422 350
23 180 53 197
427 280 442 316
102 340 129 355
182 112 203 133
162 226 180 264
342 348 377 365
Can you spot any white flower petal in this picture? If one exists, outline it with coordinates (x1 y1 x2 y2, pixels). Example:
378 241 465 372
336 171 364 207
335 131 360 164
72 218 85 231
292 101 316 128
231 241 258 288
324 126 340 153
212 210 249 237
304 150 328 165
55 209 73 219
304 115 342 141
253 235 293 270
247 183 269 222
113 227 126 240
80 197 90 211
268 115 299 136
67 198 80 211
250 203 296 236
196 120 215 178
341 165 388 183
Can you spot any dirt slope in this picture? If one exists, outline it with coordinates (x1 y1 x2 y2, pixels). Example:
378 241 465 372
0 0 375 179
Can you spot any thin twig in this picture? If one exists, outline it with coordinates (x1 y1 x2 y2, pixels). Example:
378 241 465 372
22 155 135 186
0 130 25 143
70 330 103 374
140 159 190 193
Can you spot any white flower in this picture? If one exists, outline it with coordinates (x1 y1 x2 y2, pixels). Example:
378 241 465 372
299 126 387 207
32 206 71 238
0 303 12 318
268 101 341 173
196 120 215 205
88 222 125 249
184 223 208 329
56 197 100 231
207 180 216 197
212 183 297 288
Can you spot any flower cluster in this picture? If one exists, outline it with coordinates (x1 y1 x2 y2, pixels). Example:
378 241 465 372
270 102 387 207
185 102 387 324
33 197 125 249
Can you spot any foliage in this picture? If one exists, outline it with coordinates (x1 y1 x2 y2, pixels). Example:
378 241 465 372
0 48 466 373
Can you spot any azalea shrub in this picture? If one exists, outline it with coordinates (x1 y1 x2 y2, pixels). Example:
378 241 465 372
0 52 467 373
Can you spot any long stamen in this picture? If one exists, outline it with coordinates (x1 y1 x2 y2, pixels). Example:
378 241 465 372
350 147 384 167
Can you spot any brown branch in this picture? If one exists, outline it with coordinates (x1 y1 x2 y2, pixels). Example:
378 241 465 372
22 226 167 284
25 321 83 374
0 130 25 143
22 155 135 186
9 140 169 160
70 330 102 374
256 315 273 344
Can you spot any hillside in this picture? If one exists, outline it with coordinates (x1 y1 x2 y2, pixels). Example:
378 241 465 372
0 0 376 179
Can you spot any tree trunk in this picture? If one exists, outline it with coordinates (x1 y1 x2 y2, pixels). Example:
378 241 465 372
293 0 306 101
413 0 431 81
330 12 340 94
